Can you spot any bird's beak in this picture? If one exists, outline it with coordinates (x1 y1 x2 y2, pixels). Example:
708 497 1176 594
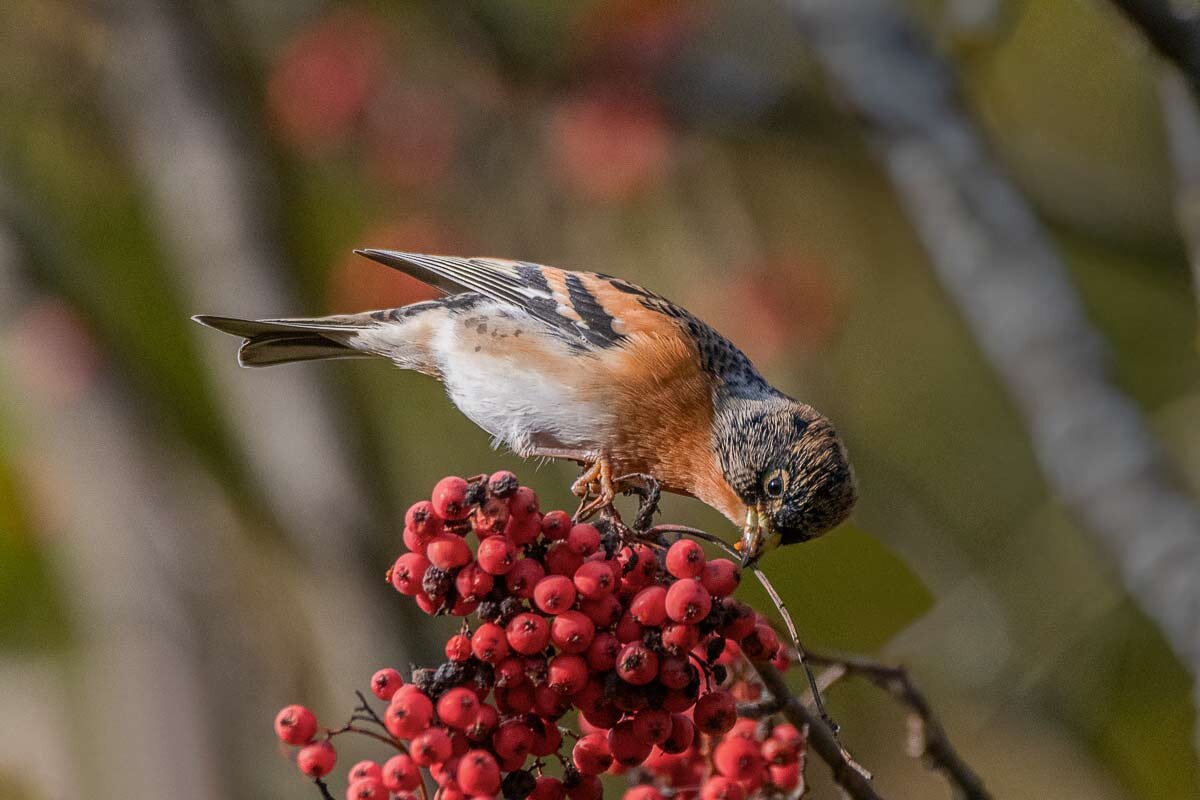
736 506 776 568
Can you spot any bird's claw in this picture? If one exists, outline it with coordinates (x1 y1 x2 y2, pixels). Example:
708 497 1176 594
572 456 615 521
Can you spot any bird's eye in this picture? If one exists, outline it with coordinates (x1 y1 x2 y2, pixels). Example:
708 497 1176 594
764 473 785 498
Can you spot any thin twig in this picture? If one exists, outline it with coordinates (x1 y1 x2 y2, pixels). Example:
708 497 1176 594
314 777 336 800
804 653 991 800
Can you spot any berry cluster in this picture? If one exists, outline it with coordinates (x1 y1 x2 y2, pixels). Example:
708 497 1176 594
275 472 808 800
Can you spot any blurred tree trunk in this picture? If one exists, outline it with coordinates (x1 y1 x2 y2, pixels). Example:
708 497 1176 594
788 0 1200 739
96 0 414 692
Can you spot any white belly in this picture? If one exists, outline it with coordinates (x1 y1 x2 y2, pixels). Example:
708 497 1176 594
431 309 612 457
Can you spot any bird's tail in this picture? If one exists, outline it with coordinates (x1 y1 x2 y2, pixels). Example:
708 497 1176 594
192 314 380 368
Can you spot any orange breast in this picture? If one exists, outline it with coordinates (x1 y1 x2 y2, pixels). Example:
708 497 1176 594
594 331 746 525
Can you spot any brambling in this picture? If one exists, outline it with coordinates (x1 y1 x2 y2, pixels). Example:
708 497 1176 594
195 251 857 565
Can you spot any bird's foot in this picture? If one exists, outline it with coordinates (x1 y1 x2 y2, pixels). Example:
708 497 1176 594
572 455 615 520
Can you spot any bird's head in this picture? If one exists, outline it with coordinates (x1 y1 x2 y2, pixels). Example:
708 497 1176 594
715 395 857 567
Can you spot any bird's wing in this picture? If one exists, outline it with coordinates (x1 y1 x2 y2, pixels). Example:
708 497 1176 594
355 250 766 389
355 250 667 348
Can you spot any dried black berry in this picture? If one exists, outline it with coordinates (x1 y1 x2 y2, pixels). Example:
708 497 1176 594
502 768 537 800
488 472 519 499
423 566 453 599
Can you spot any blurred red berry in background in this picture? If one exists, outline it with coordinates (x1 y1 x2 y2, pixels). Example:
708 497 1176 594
548 87 671 202
267 8 387 154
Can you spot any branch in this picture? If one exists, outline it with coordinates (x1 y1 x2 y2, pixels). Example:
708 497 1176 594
786 0 1200 711
1109 0 1200 99
804 653 990 800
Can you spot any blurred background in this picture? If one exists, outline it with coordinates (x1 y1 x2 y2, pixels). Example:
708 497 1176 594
1 1 1198 798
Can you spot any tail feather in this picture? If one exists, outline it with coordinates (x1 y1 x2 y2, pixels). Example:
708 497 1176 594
192 314 376 368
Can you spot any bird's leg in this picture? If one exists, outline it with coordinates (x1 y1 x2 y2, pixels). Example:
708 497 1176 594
574 455 616 520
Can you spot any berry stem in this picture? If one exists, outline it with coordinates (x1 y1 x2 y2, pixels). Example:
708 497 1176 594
312 777 335 800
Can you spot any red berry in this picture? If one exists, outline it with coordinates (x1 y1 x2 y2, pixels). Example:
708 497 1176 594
625 786 666 800
507 613 551 655
471 622 509 663
573 560 616 599
661 623 699 655
630 586 667 626
720 601 757 640
616 642 659 685
620 544 658 584
455 563 494 600
508 485 540 517
346 778 383 800
632 707 673 745
382 753 420 791
579 593 622 628
411 726 453 765
445 633 472 662
533 574 577 614
426 533 471 570
550 610 595 654
473 495 510 537
660 714 695 754
390 552 430 595
772 722 805 752
572 731 613 775
547 654 588 694
714 737 764 780
494 655 526 687
405 500 444 541
665 579 712 623
609 719 653 767
505 558 546 599
657 656 694 690
437 687 481 729
615 611 644 643
700 776 745 800
495 680 535 715
545 541 584 576
296 740 337 777
432 476 471 520
741 622 780 662
729 718 758 741
541 509 571 540
701 558 740 596
531 776 565 800
275 704 318 745
414 591 441 615
505 511 542 545
666 539 706 578
371 669 404 701
531 718 564 755
566 523 601 555
458 749 502 795
492 719 534 762
694 690 737 735
769 761 802 791
534 682 571 719
567 774 603 800
349 760 383 783
385 690 433 738
466 702 499 741
586 631 620 672
477 535 518 575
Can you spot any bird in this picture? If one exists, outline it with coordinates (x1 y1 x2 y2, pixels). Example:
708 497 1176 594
194 251 857 566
